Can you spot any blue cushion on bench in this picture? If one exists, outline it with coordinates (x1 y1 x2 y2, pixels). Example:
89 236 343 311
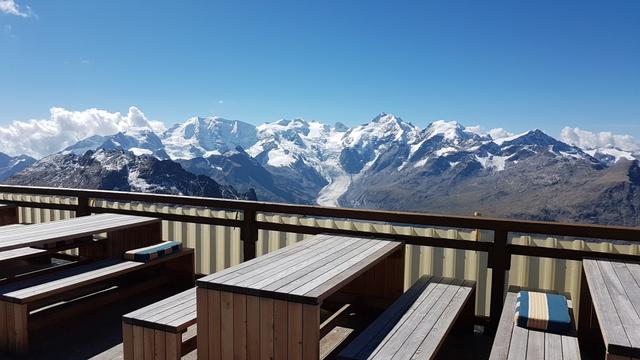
124 241 181 262
515 291 571 334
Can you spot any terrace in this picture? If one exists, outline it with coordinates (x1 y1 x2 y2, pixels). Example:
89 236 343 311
0 184 639 359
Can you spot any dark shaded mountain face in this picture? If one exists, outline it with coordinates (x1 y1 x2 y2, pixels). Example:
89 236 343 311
0 152 36 181
177 147 314 204
341 150 640 226
5 149 255 200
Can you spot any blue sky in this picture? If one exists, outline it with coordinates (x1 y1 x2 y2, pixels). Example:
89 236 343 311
1 0 639 138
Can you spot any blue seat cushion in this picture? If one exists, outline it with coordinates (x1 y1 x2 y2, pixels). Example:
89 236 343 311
124 241 182 262
515 291 571 334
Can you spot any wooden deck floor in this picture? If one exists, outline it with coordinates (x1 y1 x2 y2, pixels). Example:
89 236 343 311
2 287 494 360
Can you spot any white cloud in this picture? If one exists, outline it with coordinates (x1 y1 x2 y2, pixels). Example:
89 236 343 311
488 128 513 140
560 127 640 151
0 0 33 17
466 125 514 140
0 106 166 158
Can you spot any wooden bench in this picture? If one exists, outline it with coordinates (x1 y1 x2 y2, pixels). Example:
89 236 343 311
0 249 194 355
489 292 580 360
338 275 476 360
0 204 18 226
122 287 197 360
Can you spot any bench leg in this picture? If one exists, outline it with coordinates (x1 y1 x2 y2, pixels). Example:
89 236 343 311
82 222 162 259
124 323 182 360
0 301 28 355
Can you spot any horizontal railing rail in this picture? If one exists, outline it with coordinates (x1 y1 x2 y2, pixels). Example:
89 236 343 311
0 184 639 329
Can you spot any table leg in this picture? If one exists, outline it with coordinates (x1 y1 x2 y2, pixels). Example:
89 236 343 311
0 206 18 226
0 301 28 355
80 221 162 259
329 245 405 309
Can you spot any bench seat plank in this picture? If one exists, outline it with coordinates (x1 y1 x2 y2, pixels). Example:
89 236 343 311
123 288 197 333
0 247 46 262
0 249 193 355
489 292 581 360
0 259 143 303
338 276 475 360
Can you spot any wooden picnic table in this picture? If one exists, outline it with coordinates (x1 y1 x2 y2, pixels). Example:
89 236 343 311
580 258 640 359
0 213 162 259
196 234 405 360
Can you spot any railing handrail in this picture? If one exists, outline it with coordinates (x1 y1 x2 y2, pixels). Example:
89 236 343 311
0 184 638 241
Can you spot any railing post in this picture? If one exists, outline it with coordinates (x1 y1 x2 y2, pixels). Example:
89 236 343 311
489 230 509 331
241 207 258 261
76 195 91 217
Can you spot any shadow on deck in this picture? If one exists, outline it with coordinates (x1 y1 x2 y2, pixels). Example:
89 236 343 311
4 285 497 360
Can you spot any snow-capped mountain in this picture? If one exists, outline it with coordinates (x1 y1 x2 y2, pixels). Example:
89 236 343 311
10 111 640 225
247 118 348 206
583 147 638 165
162 116 257 159
0 152 36 181
62 127 170 159
5 149 254 199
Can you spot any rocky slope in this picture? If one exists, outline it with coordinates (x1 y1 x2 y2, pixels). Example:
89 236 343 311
0 152 36 181
5 149 255 199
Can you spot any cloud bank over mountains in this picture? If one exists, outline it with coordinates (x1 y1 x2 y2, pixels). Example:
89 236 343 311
560 127 640 152
0 107 165 158
0 105 638 159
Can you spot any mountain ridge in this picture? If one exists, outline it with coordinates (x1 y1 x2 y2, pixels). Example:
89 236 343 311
3 113 639 225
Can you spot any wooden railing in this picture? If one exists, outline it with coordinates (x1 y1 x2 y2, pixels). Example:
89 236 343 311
1 184 639 329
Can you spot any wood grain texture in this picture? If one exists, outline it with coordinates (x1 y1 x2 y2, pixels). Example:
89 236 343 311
197 235 404 305
287 302 303 360
220 291 234 360
583 259 640 358
196 287 210 360
0 213 159 252
246 295 261 360
233 293 247 360
302 304 320 360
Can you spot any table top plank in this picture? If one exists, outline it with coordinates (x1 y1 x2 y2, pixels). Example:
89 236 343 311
276 239 385 295
597 260 640 354
255 237 371 292
202 234 331 284
226 235 352 288
583 259 636 357
197 235 404 304
0 213 159 252
303 242 403 300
